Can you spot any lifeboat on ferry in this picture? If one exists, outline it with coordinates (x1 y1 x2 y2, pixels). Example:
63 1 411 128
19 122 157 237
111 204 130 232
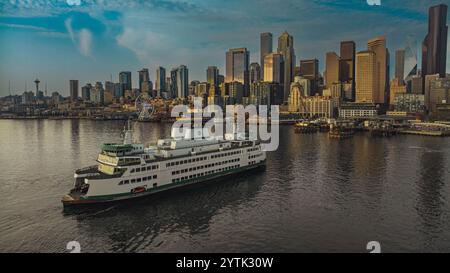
131 186 146 194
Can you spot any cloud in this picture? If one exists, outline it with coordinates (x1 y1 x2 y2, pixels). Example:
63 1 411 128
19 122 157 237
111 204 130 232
0 23 49 31
78 28 92 56
64 17 93 56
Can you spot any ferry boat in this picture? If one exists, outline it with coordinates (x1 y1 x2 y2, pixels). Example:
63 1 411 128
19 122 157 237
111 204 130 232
61 122 266 206
294 121 318 134
329 120 355 139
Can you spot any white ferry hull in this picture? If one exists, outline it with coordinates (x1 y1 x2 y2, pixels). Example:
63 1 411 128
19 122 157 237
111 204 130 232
62 160 266 207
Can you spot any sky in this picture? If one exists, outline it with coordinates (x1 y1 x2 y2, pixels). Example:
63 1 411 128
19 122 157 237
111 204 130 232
0 0 449 96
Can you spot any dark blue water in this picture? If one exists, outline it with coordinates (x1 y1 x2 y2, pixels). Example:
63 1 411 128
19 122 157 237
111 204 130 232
0 119 449 252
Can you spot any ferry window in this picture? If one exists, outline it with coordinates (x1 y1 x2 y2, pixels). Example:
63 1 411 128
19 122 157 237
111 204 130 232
189 168 192 172
143 177 147 181
148 176 152 180
131 169 135 173
119 181 123 185
137 178 142 182
189 175 192 179
184 160 187 164
153 183 157 188
131 179 136 183
136 168 140 173
124 180 129 184
153 175 157 179
176 161 179 165
152 165 157 169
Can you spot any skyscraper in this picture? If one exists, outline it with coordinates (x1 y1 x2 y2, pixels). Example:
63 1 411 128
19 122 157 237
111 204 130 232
325 52 340 87
356 51 377 103
422 4 448 79
260 32 273 76
175 65 189 98
226 48 250 94
156 67 166 96
339 41 356 99
395 49 405 82
368 36 389 104
69 80 79 101
81 83 92 101
250 63 261 83
264 53 283 83
300 59 319 96
119 71 132 93
278 31 295 102
138 68 150 93
404 35 418 81
207 66 219 86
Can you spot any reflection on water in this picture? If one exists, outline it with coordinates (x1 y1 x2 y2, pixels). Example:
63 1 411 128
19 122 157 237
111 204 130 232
0 119 449 253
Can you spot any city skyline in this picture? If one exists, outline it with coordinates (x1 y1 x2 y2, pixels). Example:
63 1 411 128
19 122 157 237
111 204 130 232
0 0 449 96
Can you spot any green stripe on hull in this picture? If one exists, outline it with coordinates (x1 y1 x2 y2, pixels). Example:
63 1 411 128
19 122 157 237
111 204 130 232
81 161 266 202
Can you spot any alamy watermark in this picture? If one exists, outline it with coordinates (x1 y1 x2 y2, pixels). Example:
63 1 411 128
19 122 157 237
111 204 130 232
169 97 279 152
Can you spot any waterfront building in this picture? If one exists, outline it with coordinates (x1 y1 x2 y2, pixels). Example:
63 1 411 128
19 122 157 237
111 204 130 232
395 49 405 83
91 82 105 104
328 82 344 100
356 51 377 103
69 80 79 101
289 76 310 99
113 83 122 98
325 52 340 88
138 68 150 94
170 65 189 98
119 71 132 94
389 78 407 106
226 48 250 94
207 66 219 86
229 81 244 104
367 36 389 104
189 81 199 96
218 75 225 86
422 4 448 79
249 81 283 106
394 93 425 113
294 95 335 118
404 35 418 81
339 41 356 97
156 67 166 97
250 63 261 83
341 82 354 101
339 103 378 118
195 82 210 97
278 31 296 102
424 74 440 110
81 83 92 101
264 53 283 83
411 75 423 94
21 91 34 104
299 59 319 96
51 92 61 104
166 76 172 98
260 32 273 76
428 76 450 113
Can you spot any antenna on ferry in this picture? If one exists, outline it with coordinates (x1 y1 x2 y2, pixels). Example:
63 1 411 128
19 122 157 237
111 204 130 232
122 118 133 145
